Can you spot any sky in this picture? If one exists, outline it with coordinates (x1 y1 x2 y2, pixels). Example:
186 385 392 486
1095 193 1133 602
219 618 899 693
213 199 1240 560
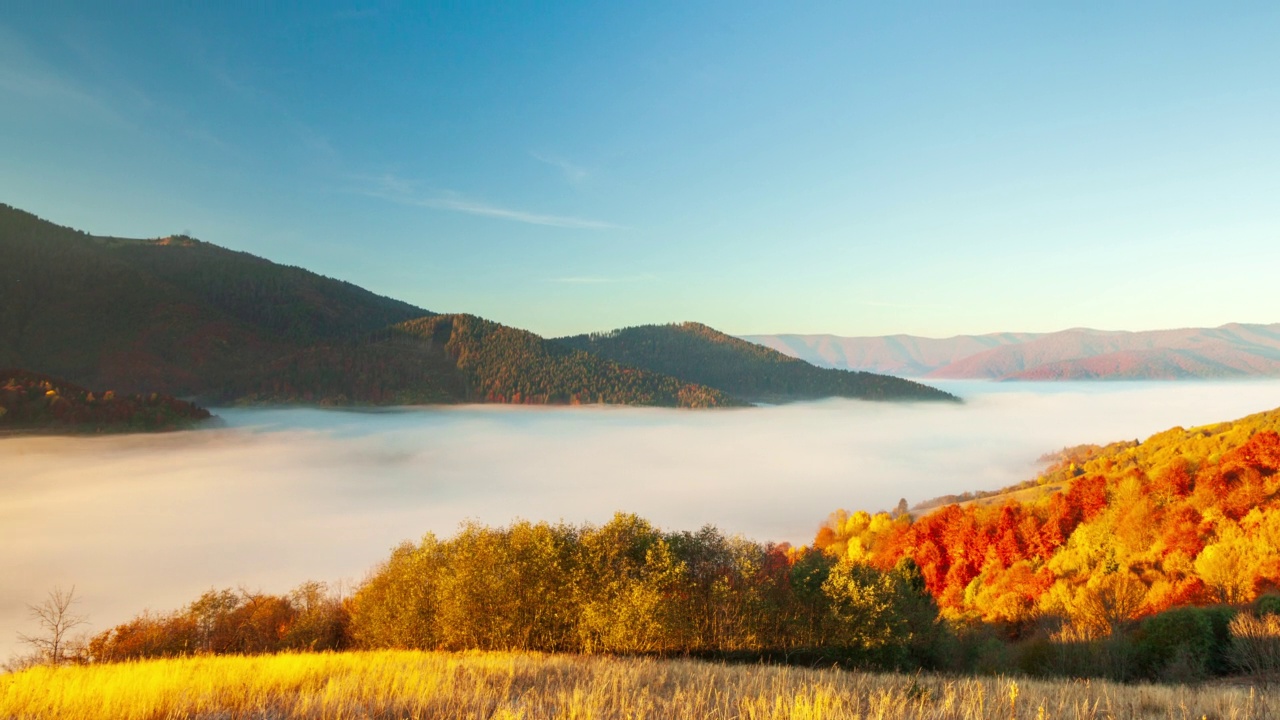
2 2 1278 338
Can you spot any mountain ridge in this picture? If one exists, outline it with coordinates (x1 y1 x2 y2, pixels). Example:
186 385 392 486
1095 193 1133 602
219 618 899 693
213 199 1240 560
558 322 957 403
746 323 1280 380
1 203 950 407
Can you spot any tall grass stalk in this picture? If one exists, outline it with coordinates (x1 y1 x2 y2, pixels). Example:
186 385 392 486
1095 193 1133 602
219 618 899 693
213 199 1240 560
1 650 1272 719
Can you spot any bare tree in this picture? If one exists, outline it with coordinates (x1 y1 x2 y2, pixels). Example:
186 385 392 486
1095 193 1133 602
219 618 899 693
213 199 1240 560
17 585 87 666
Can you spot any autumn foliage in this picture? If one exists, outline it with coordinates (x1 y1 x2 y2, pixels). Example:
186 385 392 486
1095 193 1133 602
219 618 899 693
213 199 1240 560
28 395 1280 683
816 408 1280 637
85 515 944 672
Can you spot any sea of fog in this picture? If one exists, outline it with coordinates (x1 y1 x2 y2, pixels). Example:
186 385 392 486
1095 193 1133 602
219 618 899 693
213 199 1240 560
5 380 1280 661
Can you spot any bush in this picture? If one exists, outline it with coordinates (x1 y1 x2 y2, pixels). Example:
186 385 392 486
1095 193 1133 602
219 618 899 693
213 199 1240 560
1227 612 1280 677
1135 607 1215 682
1014 633 1057 677
949 624 1016 675
1203 606 1239 676
1255 594 1280 617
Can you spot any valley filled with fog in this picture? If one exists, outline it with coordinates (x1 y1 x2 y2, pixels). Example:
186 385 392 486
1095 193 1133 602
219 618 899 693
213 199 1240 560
5 380 1280 660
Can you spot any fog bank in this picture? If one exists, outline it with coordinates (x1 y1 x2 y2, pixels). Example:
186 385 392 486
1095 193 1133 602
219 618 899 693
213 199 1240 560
4 380 1280 661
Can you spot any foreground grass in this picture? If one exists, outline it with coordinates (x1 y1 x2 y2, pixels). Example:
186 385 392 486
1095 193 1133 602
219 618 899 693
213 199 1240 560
1 650 1274 720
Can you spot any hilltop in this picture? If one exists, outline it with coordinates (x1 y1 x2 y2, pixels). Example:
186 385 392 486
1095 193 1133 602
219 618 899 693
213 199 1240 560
0 203 428 399
0 203 736 407
242 314 740 407
558 323 957 403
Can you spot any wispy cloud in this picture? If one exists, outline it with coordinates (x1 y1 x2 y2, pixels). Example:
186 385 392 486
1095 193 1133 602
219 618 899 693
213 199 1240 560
422 194 622 229
546 274 657 284
531 151 589 185
189 46 341 166
0 24 124 124
354 174 623 230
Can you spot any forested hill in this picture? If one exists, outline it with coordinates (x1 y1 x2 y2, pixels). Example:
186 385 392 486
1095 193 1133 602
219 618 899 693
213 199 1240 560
817 404 1280 633
557 322 958 403
244 315 741 407
0 203 429 397
0 204 737 407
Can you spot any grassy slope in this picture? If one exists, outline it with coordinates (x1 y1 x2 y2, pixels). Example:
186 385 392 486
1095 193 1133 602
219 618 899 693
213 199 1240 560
1 650 1268 720
558 322 959 403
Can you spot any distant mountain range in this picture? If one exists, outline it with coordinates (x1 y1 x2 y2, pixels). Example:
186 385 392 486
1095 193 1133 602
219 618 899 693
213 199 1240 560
0 203 955 406
745 324 1280 380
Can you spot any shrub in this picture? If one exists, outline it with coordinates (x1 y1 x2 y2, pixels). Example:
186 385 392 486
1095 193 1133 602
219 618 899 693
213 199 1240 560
1255 594 1280 617
1227 612 1280 677
1203 606 1239 676
1135 607 1215 682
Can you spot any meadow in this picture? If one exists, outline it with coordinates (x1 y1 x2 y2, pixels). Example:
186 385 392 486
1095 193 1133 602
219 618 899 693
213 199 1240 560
1 649 1272 720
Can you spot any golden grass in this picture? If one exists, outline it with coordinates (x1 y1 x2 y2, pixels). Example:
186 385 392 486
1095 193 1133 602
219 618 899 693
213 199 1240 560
1 650 1274 720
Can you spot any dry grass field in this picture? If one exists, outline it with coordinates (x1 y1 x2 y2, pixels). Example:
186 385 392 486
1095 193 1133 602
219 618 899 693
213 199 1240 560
1 650 1273 720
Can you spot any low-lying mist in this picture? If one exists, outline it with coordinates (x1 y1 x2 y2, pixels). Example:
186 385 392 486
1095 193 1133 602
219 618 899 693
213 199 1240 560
4 380 1280 661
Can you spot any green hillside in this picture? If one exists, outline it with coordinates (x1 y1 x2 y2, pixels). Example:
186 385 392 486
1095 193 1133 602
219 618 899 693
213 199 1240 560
0 203 427 397
242 315 741 407
0 205 738 407
558 323 958 403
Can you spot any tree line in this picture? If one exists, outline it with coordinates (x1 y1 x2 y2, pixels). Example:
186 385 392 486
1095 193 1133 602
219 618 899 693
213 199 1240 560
0 369 210 432
34 511 1280 684
84 514 940 671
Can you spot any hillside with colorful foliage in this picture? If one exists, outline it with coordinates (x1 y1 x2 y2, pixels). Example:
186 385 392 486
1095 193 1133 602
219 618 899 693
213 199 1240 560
34 407 1280 682
816 405 1280 636
0 369 211 432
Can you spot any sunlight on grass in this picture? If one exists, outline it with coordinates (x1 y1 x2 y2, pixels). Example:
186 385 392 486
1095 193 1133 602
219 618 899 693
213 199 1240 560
1 650 1274 719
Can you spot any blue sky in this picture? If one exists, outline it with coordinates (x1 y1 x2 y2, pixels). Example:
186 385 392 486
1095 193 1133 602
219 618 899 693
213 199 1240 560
2 2 1278 338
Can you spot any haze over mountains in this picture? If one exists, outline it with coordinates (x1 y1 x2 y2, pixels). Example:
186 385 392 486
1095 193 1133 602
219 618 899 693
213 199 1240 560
0 203 954 407
746 324 1280 381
